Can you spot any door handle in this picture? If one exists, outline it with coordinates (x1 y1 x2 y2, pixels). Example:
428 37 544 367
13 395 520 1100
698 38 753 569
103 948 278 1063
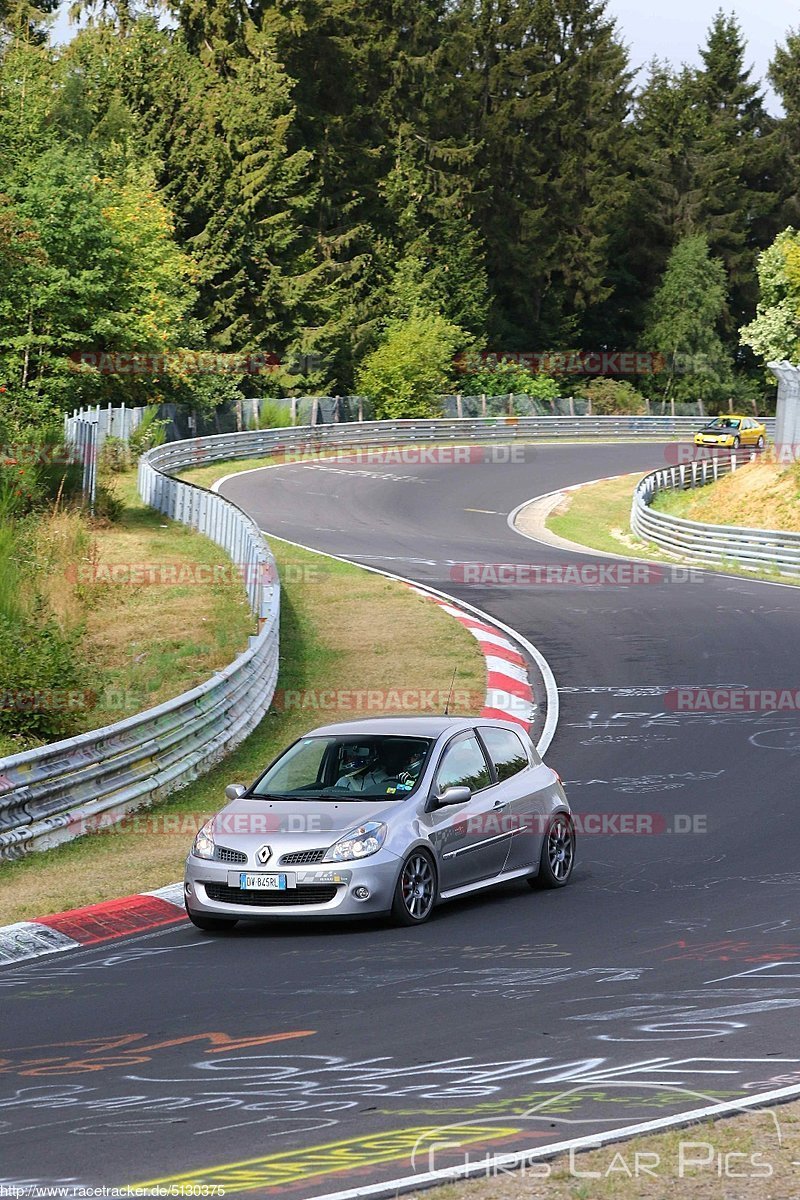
493 800 510 810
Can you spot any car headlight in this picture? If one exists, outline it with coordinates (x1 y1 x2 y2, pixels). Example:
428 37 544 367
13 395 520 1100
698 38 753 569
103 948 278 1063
193 818 216 860
323 821 387 862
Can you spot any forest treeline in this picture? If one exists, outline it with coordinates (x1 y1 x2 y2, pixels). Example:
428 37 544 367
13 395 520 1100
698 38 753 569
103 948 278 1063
3 0 800 425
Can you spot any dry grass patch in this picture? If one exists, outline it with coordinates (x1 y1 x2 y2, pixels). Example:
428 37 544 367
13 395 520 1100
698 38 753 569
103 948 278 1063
0 471 254 755
76 494 253 723
652 459 800 532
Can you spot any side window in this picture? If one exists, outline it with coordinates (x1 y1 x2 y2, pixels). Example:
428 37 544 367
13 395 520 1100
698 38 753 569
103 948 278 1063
435 734 491 794
479 727 530 781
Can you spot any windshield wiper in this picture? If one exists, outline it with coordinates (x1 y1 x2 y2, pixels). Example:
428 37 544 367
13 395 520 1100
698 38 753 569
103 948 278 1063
249 793 308 801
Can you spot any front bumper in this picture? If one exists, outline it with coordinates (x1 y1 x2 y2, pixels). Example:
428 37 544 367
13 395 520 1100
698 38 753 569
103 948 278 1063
694 435 734 446
184 850 403 919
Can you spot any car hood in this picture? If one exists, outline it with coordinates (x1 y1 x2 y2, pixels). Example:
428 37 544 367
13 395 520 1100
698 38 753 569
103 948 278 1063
211 795 402 842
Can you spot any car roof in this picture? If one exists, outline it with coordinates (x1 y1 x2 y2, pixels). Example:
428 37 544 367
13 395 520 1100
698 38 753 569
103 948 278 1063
300 715 528 739
708 414 758 422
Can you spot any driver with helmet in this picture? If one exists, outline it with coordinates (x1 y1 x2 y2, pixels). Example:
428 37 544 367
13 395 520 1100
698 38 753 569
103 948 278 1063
336 740 424 794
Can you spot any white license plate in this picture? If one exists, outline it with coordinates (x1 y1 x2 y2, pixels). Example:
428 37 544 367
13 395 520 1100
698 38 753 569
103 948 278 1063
239 872 288 890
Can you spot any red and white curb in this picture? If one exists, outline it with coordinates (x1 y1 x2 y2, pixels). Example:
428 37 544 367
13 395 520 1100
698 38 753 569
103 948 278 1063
406 586 536 728
0 883 186 966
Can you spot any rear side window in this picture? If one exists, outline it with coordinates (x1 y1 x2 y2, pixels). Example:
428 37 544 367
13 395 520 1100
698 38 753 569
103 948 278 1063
480 727 530 781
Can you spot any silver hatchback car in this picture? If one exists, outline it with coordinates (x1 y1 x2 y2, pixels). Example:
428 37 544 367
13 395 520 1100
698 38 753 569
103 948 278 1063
184 715 575 929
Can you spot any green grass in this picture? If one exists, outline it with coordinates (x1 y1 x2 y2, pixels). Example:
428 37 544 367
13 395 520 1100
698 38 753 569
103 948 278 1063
546 473 664 559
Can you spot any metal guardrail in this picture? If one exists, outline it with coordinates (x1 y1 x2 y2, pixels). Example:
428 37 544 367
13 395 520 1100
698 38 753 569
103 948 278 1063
149 415 777 473
0 414 779 859
0 453 280 859
631 451 800 576
65 403 145 449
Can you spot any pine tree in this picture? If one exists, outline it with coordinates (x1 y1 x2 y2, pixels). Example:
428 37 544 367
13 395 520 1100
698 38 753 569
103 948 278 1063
769 30 800 230
645 233 733 402
630 17 780 355
691 12 780 333
72 15 319 378
463 0 634 349
247 0 487 382
626 62 703 342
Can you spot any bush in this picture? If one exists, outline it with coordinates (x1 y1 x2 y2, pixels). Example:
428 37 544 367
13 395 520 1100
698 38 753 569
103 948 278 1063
0 524 23 623
356 311 467 419
93 481 124 523
0 610 84 742
258 398 295 428
129 407 168 457
99 435 133 473
578 378 647 414
1 429 84 515
457 358 560 401
0 453 45 516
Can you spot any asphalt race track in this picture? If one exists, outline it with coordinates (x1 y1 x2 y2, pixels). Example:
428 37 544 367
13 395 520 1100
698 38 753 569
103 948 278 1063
4 441 800 1197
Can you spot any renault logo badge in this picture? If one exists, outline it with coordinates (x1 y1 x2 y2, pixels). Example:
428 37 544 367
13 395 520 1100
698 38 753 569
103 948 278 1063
256 845 272 864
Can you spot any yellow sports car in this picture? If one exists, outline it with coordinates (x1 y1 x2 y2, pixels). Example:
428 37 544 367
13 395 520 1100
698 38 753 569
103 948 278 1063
693 415 766 449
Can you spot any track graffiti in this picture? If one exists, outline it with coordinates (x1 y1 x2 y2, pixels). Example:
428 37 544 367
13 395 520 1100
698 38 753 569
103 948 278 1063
0 1031 316 1077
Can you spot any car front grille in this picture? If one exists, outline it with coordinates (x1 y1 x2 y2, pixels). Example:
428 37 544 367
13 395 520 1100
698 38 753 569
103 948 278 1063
205 883 338 907
279 849 327 865
215 846 248 865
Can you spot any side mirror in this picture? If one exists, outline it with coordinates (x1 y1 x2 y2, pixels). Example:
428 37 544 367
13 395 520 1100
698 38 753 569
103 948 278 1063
225 783 246 801
435 785 472 808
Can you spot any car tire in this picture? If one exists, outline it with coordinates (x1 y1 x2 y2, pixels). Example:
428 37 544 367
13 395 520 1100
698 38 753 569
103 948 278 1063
391 850 437 925
528 813 575 889
757 435 765 449
186 909 238 932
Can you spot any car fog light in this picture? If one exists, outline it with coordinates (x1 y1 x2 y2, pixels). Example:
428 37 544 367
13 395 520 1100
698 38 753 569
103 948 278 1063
185 882 193 895
353 886 371 901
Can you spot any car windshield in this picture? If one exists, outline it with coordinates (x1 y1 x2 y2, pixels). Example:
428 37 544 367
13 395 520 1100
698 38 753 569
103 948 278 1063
705 418 740 430
249 735 434 800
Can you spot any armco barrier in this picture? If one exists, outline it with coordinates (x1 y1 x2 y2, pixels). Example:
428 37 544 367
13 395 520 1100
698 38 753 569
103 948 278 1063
631 450 800 576
144 415 776 474
0 414 777 859
0 459 279 859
